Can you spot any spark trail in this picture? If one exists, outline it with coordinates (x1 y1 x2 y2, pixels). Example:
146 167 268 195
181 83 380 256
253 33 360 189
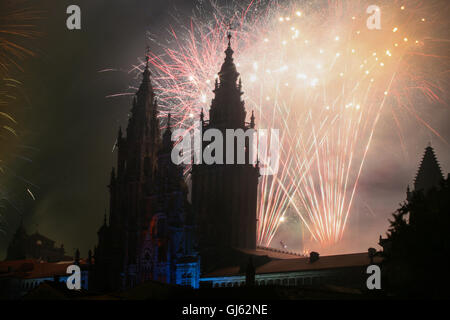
138 0 449 247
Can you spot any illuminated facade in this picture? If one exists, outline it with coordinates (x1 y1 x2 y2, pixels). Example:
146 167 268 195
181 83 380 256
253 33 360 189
93 56 200 291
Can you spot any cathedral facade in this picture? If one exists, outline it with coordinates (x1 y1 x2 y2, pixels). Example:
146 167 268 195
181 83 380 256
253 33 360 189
94 57 200 291
94 35 259 291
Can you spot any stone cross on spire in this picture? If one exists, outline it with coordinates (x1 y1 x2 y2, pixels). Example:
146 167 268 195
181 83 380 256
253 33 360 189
227 21 233 34
218 25 239 88
225 21 237 53
138 45 154 95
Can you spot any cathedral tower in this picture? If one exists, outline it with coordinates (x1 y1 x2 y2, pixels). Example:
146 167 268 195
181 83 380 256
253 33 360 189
191 34 260 262
412 145 444 193
406 144 445 224
94 54 199 291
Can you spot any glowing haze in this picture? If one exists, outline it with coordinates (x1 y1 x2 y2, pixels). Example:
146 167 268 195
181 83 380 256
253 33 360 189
137 0 449 251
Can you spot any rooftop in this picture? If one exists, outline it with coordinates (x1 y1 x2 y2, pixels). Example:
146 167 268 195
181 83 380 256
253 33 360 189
239 246 305 259
203 252 382 278
0 259 89 280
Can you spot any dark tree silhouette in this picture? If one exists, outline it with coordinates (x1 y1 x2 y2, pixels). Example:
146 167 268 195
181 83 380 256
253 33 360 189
380 176 450 298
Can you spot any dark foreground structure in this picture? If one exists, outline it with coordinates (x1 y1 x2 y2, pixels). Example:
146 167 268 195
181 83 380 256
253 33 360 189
0 250 382 300
6 223 71 263
379 145 450 298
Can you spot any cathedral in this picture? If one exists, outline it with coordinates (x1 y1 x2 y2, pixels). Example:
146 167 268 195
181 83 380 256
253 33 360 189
94 34 259 290
93 54 200 290
191 34 260 272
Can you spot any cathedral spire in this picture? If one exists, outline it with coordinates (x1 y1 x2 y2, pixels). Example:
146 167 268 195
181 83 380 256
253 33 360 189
74 248 80 265
218 33 240 87
250 110 255 128
208 33 247 127
137 47 154 99
167 112 171 129
126 47 161 153
414 145 444 192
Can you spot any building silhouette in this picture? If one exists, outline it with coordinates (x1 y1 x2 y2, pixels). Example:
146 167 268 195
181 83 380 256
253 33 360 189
408 144 444 195
93 34 261 290
191 34 260 269
406 145 445 224
380 144 446 249
5 222 71 263
93 54 200 291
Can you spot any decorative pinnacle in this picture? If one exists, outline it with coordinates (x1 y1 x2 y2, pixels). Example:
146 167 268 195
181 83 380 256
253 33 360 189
225 32 234 58
141 45 152 88
225 22 234 57
145 45 150 68
227 22 233 46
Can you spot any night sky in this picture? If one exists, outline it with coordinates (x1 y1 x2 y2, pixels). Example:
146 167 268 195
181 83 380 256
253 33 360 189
1 0 449 259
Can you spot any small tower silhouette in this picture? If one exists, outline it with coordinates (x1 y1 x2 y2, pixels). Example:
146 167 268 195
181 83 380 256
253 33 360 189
74 248 80 265
408 144 445 224
413 145 444 193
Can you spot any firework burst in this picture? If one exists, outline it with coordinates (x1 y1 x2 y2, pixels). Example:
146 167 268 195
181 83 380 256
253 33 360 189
0 1 41 225
0 0 41 77
0 0 41 159
139 0 449 248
